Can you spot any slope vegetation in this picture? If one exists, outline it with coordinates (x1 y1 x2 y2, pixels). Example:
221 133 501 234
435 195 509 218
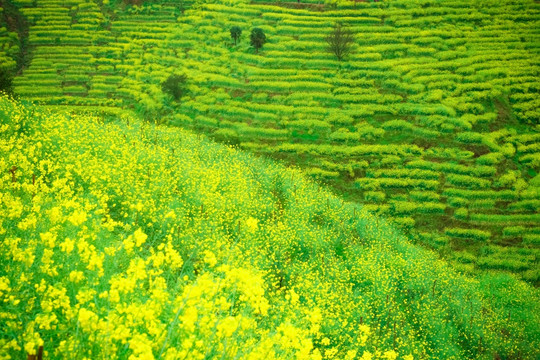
1 95 539 359
8 0 540 282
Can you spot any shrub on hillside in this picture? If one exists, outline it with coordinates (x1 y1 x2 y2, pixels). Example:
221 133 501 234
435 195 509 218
161 73 188 102
326 23 355 61
250 28 266 53
230 26 242 45
0 68 13 95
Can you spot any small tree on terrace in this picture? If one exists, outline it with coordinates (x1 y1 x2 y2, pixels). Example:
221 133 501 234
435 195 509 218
326 23 355 61
161 73 188 102
230 26 242 45
250 28 266 54
0 68 13 95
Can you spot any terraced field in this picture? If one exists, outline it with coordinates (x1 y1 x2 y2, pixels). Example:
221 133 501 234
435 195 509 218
4 0 540 283
2 94 540 359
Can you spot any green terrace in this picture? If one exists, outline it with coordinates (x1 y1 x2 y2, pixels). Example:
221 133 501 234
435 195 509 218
5 0 540 283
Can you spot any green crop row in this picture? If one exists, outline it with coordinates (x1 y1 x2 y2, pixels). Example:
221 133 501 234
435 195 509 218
446 174 492 189
443 188 517 201
470 213 540 225
367 168 440 180
391 201 446 215
406 160 496 178
356 177 439 191
445 228 492 241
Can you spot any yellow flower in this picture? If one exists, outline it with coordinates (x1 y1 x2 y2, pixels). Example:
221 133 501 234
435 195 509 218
76 288 96 304
311 349 323 360
69 271 85 283
325 348 338 358
23 324 44 356
308 307 322 334
133 228 147 247
245 217 259 232
40 231 57 248
78 308 98 332
124 237 135 255
203 250 217 267
358 324 371 346
68 210 87 226
24 341 38 356
0 277 10 294
127 257 148 281
87 252 104 276
180 306 198 333
60 237 75 254
129 333 155 360
36 312 58 330
132 202 144 212
217 316 238 337
17 215 37 230
382 350 399 360
48 206 62 223
286 288 299 305
164 243 183 270
360 351 373 360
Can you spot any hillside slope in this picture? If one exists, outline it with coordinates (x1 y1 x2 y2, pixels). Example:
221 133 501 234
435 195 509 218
1 95 539 359
7 0 540 282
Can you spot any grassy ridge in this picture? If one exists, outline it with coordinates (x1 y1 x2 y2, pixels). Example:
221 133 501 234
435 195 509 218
1 95 539 359
7 0 540 282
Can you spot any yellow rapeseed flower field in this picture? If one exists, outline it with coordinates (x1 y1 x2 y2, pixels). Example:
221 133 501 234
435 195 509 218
0 95 538 359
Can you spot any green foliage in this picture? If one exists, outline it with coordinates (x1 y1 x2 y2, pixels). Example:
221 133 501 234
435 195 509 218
445 228 492 242
230 25 242 45
161 73 188 102
0 68 13 95
326 22 355 61
391 200 446 215
6 0 540 285
212 127 239 144
250 28 266 53
446 173 492 189
364 191 386 202
454 207 469 220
